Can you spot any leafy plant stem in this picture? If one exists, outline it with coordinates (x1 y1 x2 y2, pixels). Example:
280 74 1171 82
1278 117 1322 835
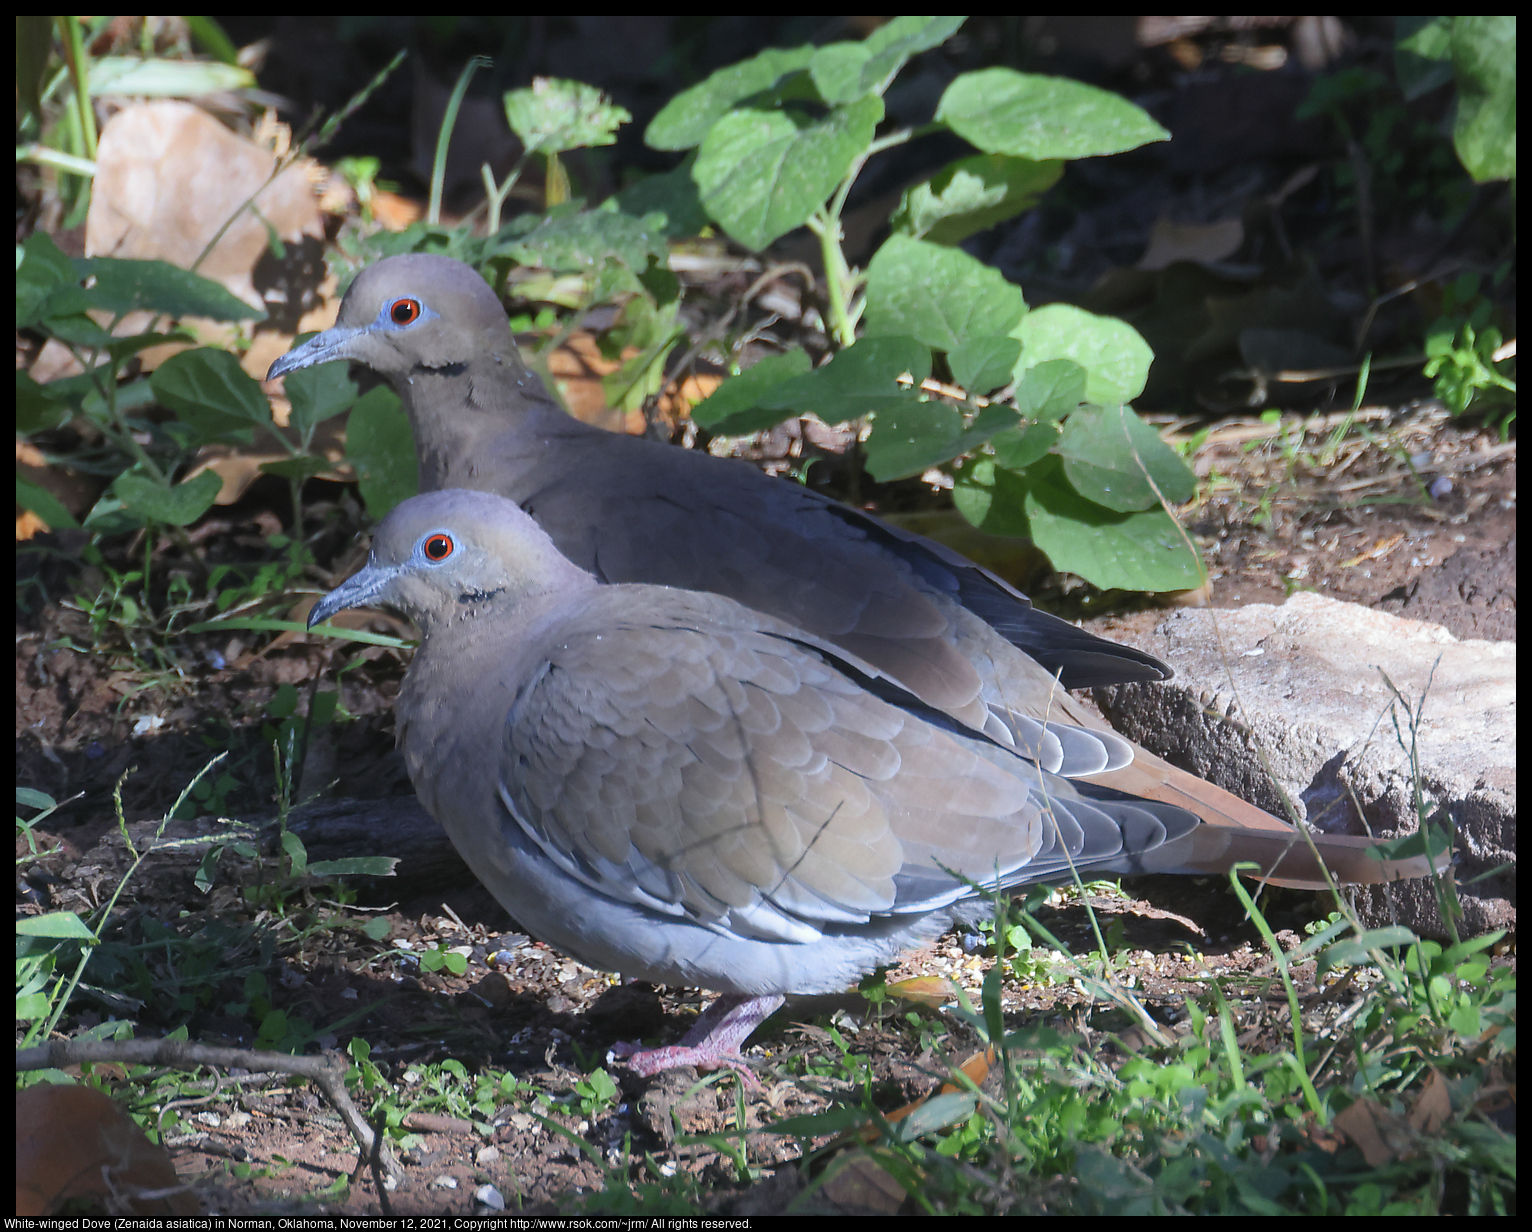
806 207 857 348
483 148 535 236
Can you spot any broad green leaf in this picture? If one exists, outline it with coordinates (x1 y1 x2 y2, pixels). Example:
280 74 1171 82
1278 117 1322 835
345 387 418 519
1012 358 1087 423
282 360 358 439
694 96 883 250
865 401 962 480
16 232 79 328
1451 16 1516 183
948 335 1022 394
505 208 666 274
1011 304 1153 405
865 401 1019 481
1022 456 1200 591
77 257 263 320
17 912 97 940
989 420 1057 470
688 350 813 434
114 467 222 526
952 455 1032 537
864 235 1027 352
87 56 256 97
646 46 817 150
16 478 80 531
1057 403 1195 513
889 1091 979 1141
937 68 1169 160
890 153 1061 245
758 334 930 424
809 18 969 106
809 43 873 106
857 16 969 95
150 348 271 444
503 77 631 155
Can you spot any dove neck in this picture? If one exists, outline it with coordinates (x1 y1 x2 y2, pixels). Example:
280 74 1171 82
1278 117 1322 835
401 352 598 493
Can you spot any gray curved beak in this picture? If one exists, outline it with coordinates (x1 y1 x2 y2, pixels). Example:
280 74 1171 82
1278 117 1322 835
308 561 399 628
268 323 366 381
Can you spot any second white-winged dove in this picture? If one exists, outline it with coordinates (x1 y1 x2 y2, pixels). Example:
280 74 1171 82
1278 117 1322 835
309 490 1443 1081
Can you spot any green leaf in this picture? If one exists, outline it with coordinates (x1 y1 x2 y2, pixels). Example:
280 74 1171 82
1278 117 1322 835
16 232 79 328
948 335 1022 394
758 334 930 424
86 56 256 97
688 350 813 434
1011 304 1153 405
865 401 1019 481
811 17 968 106
646 46 817 150
808 44 874 106
857 16 969 94
890 153 1062 245
1057 404 1195 513
502 77 632 155
1022 456 1200 591
307 857 399 878
1316 928 1422 976
16 478 80 531
693 95 883 250
936 68 1170 160
989 420 1058 470
1012 358 1087 423
32 312 116 349
16 911 98 940
77 257 264 320
113 467 223 526
150 348 271 444
1450 16 1516 184
952 455 1032 537
864 235 1027 352
17 370 70 435
344 387 418 519
504 208 667 274
282 360 358 438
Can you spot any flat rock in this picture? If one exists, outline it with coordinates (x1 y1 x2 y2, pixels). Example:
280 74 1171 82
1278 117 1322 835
1091 591 1514 938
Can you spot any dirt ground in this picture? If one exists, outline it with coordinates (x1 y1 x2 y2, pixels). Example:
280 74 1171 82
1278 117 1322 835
15 398 1513 1215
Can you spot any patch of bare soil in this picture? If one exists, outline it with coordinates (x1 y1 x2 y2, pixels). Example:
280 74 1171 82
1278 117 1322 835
1182 403 1515 642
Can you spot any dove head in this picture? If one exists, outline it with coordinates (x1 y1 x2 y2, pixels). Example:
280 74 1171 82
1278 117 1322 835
267 255 516 385
308 490 595 632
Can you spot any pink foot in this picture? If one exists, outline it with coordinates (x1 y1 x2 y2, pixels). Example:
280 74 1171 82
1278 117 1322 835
611 994 784 1088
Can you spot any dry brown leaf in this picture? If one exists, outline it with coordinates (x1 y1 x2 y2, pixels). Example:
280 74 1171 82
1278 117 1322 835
16 1083 198 1216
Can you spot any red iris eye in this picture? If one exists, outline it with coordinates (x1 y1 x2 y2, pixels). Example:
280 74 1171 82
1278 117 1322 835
422 533 454 561
389 298 422 326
